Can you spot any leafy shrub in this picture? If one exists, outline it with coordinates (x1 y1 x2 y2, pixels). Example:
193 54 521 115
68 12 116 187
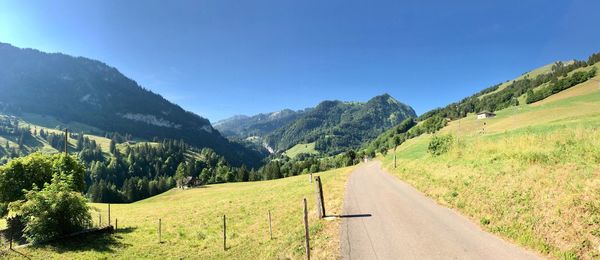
0 153 85 214
8 173 92 243
480 217 491 225
428 135 454 156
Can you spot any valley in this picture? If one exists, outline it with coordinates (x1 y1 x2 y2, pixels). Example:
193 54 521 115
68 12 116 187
0 34 599 260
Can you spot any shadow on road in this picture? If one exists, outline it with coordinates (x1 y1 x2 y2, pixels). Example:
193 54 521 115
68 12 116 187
328 214 372 219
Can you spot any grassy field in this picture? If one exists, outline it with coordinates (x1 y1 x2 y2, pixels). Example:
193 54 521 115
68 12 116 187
284 142 318 158
3 167 353 259
381 78 600 259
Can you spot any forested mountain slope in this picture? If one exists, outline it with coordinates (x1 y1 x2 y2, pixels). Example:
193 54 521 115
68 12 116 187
264 94 416 155
0 42 264 166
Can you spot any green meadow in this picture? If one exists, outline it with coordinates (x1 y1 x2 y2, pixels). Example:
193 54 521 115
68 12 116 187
3 167 353 259
284 142 319 158
382 78 600 259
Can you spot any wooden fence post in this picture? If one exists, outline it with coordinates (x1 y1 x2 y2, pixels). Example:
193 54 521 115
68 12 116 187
9 223 12 250
158 219 161 244
99 213 102 227
268 210 273 240
309 173 313 183
314 176 326 218
64 128 68 155
223 215 227 251
394 152 397 168
115 218 118 232
303 198 310 260
108 204 111 227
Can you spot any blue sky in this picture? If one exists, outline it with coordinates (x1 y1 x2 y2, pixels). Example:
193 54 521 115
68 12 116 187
1 0 599 122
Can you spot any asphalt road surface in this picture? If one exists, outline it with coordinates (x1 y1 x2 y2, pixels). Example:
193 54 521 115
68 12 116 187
340 161 540 260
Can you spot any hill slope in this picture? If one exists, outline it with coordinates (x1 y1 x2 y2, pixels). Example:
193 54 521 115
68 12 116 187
8 167 353 259
379 63 600 259
265 94 416 154
0 43 264 166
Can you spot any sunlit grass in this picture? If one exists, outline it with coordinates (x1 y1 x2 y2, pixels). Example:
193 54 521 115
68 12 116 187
6 167 353 259
284 142 318 158
382 82 600 259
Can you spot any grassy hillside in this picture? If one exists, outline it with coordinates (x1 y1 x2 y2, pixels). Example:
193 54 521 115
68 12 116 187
4 167 353 259
380 77 600 259
284 142 319 158
479 60 575 100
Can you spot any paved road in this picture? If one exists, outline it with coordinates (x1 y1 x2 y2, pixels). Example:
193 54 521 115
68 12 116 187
340 161 540 260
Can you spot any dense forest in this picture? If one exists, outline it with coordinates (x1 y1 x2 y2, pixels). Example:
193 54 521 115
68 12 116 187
85 138 361 203
0 117 363 203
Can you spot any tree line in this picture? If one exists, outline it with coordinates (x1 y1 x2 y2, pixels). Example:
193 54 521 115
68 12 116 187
419 52 600 121
364 51 600 157
0 117 33 160
526 67 597 103
363 116 447 155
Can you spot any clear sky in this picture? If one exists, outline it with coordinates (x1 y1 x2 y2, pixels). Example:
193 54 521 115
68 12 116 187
1 1 599 122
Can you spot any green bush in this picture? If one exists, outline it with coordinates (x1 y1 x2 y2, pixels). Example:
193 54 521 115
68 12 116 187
0 153 85 213
480 217 491 225
8 173 92 243
428 135 454 156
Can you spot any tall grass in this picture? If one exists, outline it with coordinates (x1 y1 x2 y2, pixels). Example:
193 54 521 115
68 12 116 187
384 126 600 259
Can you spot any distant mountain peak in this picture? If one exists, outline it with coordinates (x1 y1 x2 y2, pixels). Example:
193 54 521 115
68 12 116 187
263 94 417 154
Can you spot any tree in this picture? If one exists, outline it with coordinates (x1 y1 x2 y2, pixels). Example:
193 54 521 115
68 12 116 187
8 173 92 243
76 132 84 151
109 140 117 154
199 168 211 185
0 153 53 208
235 165 249 182
18 132 24 150
174 162 189 188
51 154 86 193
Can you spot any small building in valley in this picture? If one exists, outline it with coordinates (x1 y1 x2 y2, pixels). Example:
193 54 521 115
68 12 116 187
476 111 496 120
182 176 202 189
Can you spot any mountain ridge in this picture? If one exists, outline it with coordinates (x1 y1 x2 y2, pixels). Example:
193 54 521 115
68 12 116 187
0 42 265 167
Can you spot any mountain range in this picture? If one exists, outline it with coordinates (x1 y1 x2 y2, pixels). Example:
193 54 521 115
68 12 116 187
0 42 417 165
216 94 416 155
214 108 310 138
